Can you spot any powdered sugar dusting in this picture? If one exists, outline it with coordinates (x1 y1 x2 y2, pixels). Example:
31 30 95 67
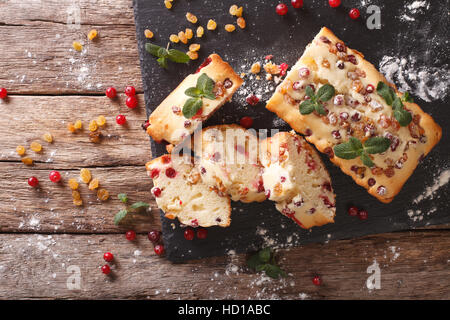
399 1 430 22
413 169 450 204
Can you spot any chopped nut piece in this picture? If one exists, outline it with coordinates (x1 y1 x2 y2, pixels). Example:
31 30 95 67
187 51 199 60
74 120 83 130
88 178 99 190
189 43 201 52
89 131 102 143
237 17 246 29
72 41 83 52
43 132 53 143
30 141 42 152
196 26 204 37
250 62 261 74
80 168 92 184
185 28 193 40
68 178 79 190
144 29 154 39
225 24 236 32
89 120 98 132
16 145 25 156
169 34 179 43
178 31 188 44
96 115 106 126
97 188 110 201
207 19 217 30
264 62 281 75
186 12 198 24
21 157 33 165
88 29 98 41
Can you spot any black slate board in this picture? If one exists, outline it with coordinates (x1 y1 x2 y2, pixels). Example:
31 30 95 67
133 0 450 262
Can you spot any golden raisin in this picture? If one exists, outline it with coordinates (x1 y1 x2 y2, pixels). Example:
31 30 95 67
67 122 76 133
196 26 204 38
207 19 217 30
187 51 199 60
89 120 98 132
97 188 109 201
178 31 188 44
89 131 102 143
225 24 236 32
235 6 243 17
72 190 81 200
169 34 179 43
88 178 99 190
250 62 261 74
164 0 172 9
144 29 154 39
30 141 42 152
185 28 193 40
229 5 238 15
73 198 83 206
74 120 83 130
186 12 198 24
236 17 246 29
88 29 98 41
96 115 106 126
16 145 25 156
68 178 79 190
189 43 201 52
80 168 92 184
72 41 83 52
43 132 53 143
21 157 33 165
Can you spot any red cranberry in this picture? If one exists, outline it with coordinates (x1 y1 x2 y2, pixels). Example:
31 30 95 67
351 112 361 122
223 78 233 88
172 106 181 114
377 185 386 195
125 86 136 97
184 228 195 240
246 94 260 106
149 168 160 179
0 88 7 99
279 63 289 76
320 36 331 44
349 8 360 19
105 87 116 99
265 189 271 199
350 165 358 172
151 187 162 197
148 230 161 243
347 55 358 65
366 84 375 93
280 176 286 183
125 230 136 241
161 155 171 164
291 0 303 8
265 55 274 60
154 244 164 256
103 252 114 262
116 114 126 125
101 264 111 275
195 57 212 73
312 275 321 286
49 170 61 183
336 60 345 69
276 3 288 15
126 96 138 109
358 209 368 220
336 42 346 52
200 167 206 174
28 176 39 187
328 0 341 8
257 180 265 193
348 206 359 217
294 200 303 207
339 112 349 120
184 120 191 128
239 116 253 129
309 208 316 214
368 178 376 187
322 181 332 191
141 121 150 130
298 67 310 78
165 167 176 178
196 228 208 239
331 130 341 139
304 129 312 136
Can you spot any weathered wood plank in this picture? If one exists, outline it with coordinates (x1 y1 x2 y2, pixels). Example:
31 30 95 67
0 231 448 299
0 95 149 167
0 163 159 233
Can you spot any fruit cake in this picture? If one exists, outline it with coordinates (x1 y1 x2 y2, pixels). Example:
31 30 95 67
193 124 266 203
146 154 231 227
260 131 336 229
146 53 243 145
266 27 442 203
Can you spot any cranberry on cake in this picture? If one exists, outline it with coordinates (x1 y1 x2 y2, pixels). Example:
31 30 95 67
146 154 231 227
265 27 441 203
260 131 336 229
146 54 243 145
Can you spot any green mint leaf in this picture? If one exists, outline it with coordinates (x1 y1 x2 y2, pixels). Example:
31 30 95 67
258 248 271 263
305 85 315 100
196 73 215 96
247 252 263 269
256 264 286 279
157 57 168 69
299 100 315 115
349 136 363 153
314 102 326 115
360 152 375 168
182 97 203 118
185 87 202 98
333 138 362 160
117 193 128 203
201 91 217 100
129 201 150 211
316 84 335 102
158 48 169 58
167 49 190 64
392 97 403 110
376 81 396 106
402 92 414 103
363 137 391 154
394 108 413 127
145 43 162 57
114 209 129 225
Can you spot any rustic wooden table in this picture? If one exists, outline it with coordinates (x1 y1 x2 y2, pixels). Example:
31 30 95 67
0 0 448 300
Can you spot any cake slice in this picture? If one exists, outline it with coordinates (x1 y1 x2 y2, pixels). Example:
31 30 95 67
266 27 442 203
146 154 231 227
193 124 266 203
260 131 336 229
146 54 243 145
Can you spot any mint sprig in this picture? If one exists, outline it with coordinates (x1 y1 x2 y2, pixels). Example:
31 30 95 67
114 193 150 225
145 43 190 69
247 248 287 279
299 84 335 116
182 73 216 118
333 136 391 168
376 82 412 126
